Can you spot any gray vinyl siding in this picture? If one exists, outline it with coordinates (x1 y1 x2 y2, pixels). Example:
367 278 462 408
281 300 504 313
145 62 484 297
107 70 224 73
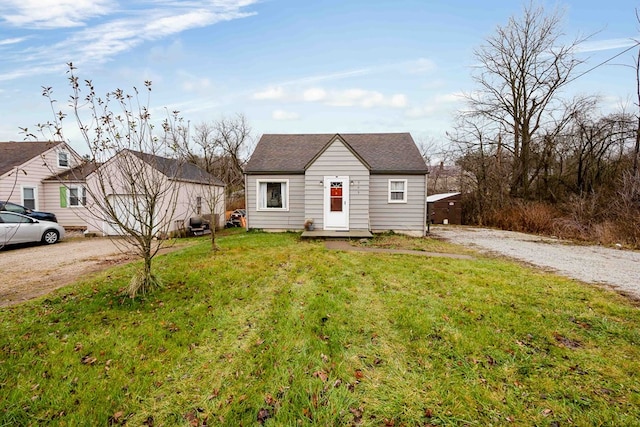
369 174 427 234
305 139 369 230
246 174 305 230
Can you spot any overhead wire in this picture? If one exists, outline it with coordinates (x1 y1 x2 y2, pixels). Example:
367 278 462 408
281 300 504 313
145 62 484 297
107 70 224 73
567 40 640 85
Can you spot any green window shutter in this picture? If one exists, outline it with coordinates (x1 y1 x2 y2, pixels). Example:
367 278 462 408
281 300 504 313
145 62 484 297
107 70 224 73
59 187 67 208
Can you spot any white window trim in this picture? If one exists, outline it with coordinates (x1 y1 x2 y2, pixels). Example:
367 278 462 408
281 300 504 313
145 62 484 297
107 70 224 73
68 185 86 207
58 151 70 168
21 185 38 210
256 179 289 211
388 179 408 204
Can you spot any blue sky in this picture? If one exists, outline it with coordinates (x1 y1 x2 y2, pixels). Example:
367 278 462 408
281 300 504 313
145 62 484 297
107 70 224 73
1 0 639 155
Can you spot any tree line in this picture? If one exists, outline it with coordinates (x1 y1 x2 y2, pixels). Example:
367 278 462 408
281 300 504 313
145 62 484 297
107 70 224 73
444 3 640 247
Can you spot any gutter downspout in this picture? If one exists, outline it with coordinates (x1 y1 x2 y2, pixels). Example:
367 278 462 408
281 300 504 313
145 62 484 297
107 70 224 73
423 173 429 236
244 174 249 231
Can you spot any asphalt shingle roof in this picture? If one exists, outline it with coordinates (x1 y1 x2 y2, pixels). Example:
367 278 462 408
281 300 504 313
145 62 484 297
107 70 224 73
245 133 428 174
129 150 225 186
0 141 60 176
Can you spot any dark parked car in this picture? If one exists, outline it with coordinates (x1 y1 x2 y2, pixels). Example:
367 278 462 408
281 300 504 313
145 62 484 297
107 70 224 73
0 201 58 222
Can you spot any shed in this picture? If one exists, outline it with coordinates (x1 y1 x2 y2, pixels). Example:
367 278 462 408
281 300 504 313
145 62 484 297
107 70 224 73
426 192 462 225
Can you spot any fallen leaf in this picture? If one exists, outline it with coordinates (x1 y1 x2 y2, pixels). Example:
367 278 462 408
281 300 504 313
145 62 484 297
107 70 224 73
354 369 364 379
81 355 97 365
257 408 270 424
302 407 313 420
264 393 276 406
349 406 363 423
542 408 553 416
313 370 328 382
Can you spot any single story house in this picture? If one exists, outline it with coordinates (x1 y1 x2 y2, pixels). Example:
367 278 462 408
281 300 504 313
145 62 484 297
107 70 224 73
1 141 225 236
426 192 462 225
244 133 429 237
82 149 226 236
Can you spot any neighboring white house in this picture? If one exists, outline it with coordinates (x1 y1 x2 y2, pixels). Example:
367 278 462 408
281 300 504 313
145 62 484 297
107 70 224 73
244 133 429 237
0 141 88 228
1 141 225 236
83 150 226 236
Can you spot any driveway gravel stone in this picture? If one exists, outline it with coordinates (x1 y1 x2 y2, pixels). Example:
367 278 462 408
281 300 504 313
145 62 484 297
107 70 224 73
430 226 640 300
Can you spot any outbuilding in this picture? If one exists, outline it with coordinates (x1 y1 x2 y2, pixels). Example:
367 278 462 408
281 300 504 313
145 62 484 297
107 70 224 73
427 192 462 225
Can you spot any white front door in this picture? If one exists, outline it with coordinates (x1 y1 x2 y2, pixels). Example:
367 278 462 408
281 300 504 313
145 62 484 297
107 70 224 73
324 176 349 230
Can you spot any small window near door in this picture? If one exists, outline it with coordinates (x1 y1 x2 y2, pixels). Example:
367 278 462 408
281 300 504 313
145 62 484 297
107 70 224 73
330 182 343 211
257 180 288 210
22 187 36 210
58 151 69 168
388 179 407 203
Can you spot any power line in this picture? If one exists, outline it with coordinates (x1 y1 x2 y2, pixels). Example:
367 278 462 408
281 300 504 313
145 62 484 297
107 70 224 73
567 41 640 85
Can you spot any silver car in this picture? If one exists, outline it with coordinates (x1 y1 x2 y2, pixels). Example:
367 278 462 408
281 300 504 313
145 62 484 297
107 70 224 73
0 212 65 246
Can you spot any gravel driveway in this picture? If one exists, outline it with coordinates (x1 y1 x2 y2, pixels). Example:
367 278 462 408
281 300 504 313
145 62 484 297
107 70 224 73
431 226 640 300
0 238 140 307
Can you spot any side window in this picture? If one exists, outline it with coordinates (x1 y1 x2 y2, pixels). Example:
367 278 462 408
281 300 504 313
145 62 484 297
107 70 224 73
0 212 31 223
22 187 36 210
257 180 288 210
58 151 69 168
388 179 408 203
69 186 86 207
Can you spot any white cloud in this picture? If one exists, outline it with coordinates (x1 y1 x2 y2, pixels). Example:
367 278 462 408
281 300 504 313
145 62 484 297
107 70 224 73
0 37 27 46
303 87 327 102
390 94 408 108
306 88 407 109
0 1 259 79
182 76 212 92
272 109 299 120
0 0 113 29
405 92 464 118
253 86 285 100
407 58 436 74
575 38 639 54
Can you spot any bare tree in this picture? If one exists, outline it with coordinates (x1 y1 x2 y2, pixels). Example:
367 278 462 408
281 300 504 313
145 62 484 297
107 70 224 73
466 2 589 198
171 114 252 201
23 63 184 298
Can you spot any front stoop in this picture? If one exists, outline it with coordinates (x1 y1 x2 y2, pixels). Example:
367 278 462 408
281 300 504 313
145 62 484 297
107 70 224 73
301 229 373 239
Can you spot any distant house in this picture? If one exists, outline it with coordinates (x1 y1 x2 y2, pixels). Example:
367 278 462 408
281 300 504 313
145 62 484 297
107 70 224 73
0 141 88 228
0 141 225 235
83 150 226 236
244 133 429 237
426 192 462 225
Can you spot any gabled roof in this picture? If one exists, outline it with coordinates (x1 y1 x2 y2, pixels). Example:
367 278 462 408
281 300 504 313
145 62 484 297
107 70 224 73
129 150 225 186
245 133 428 174
0 141 61 176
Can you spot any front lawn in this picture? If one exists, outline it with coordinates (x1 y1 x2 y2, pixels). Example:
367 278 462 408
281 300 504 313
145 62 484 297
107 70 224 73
1 232 639 425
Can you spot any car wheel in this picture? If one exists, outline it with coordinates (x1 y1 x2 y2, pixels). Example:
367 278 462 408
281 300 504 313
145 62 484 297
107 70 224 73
42 229 59 245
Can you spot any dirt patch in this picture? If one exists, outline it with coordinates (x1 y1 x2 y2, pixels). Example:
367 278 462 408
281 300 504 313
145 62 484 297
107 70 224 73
325 240 474 259
0 237 181 307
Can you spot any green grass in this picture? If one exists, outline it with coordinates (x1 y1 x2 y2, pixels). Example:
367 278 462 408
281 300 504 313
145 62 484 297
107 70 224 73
1 231 639 426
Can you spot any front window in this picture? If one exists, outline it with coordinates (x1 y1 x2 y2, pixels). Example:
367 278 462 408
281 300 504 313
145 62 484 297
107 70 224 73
257 180 288 211
58 152 69 168
22 187 36 210
388 179 407 203
196 196 202 215
69 186 86 207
